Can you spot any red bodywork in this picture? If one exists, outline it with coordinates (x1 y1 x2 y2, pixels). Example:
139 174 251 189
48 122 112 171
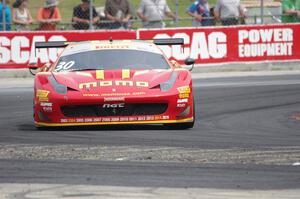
33 42 194 127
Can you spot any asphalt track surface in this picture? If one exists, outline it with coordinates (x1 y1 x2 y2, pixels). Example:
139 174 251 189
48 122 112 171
0 74 300 198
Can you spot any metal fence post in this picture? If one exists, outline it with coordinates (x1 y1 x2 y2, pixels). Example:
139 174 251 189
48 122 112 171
260 0 264 24
89 0 93 30
175 0 179 24
2 0 6 31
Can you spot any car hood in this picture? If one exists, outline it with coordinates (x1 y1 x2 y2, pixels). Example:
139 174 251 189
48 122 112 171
53 69 180 93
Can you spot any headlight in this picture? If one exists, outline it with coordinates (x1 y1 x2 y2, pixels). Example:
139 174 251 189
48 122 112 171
48 75 67 94
160 72 177 92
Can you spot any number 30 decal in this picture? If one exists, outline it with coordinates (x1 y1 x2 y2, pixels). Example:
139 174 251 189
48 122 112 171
55 61 75 72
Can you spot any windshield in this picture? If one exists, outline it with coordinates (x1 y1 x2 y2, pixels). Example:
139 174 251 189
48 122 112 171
54 49 170 72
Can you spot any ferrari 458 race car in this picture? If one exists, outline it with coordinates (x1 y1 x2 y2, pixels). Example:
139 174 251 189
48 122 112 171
33 38 195 129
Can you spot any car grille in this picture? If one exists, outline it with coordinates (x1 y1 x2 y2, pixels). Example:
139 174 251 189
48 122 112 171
61 103 168 117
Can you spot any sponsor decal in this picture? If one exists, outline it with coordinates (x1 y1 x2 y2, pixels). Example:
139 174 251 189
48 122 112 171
59 115 170 123
177 98 188 103
132 92 146 95
178 86 191 99
36 89 50 102
82 92 145 97
40 102 52 107
68 119 76 123
138 116 146 121
177 104 186 108
76 118 84 122
120 117 129 122
179 93 190 99
162 116 170 120
93 44 130 50
79 80 149 89
84 118 93 122
61 119 68 123
104 97 125 102
101 93 130 97
42 107 53 112
177 86 191 94
146 116 155 120
93 118 101 122
103 103 125 108
102 118 111 122
111 118 120 122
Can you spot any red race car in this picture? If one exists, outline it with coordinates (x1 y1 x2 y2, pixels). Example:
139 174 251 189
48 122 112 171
33 39 195 129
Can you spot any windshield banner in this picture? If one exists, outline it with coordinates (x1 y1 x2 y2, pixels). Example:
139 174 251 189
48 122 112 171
138 24 300 65
0 30 136 68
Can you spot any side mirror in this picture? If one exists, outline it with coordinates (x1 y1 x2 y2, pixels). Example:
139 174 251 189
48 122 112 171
184 58 195 71
185 58 195 65
29 67 38 76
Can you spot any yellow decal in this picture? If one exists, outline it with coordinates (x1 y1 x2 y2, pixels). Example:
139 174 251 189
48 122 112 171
179 93 190 99
36 89 50 102
96 70 105 80
177 86 191 94
122 69 130 79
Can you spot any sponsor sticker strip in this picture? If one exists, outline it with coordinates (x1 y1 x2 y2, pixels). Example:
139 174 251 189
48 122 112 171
60 115 170 123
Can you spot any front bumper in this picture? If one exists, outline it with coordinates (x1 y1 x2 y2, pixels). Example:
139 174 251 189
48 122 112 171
34 88 194 127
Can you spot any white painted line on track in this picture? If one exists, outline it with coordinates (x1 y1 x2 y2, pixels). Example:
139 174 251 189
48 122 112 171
192 70 300 79
193 80 300 88
292 162 300 166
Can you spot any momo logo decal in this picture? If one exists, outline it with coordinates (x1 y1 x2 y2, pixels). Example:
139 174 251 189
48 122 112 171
79 81 149 89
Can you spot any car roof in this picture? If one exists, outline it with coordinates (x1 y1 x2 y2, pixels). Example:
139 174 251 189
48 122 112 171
61 40 164 57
